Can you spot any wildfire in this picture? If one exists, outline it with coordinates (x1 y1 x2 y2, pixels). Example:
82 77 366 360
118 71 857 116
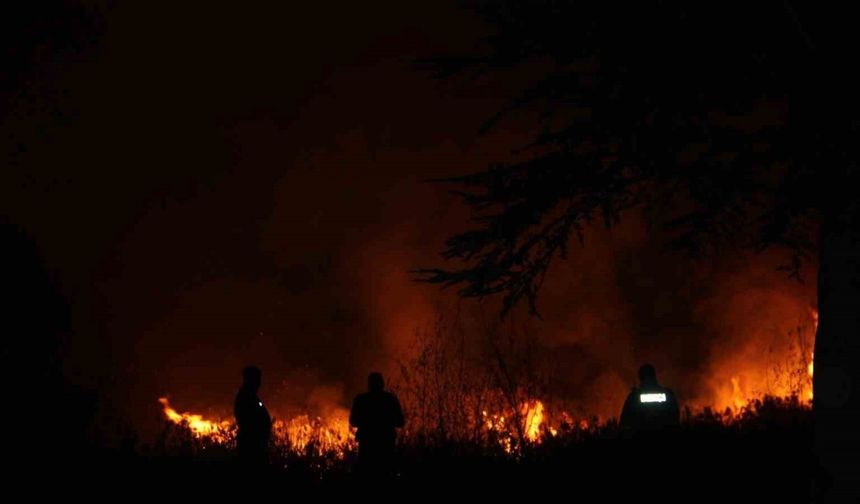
159 396 558 457
808 308 817 401
705 307 817 415
276 409 354 456
521 400 544 442
158 397 232 441
158 307 820 450
158 397 354 456
480 399 559 452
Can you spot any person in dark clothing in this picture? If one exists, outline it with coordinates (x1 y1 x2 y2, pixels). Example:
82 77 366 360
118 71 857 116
349 372 404 476
234 365 272 467
620 364 680 435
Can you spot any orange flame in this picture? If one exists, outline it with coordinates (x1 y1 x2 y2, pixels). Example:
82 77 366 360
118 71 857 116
276 408 354 456
158 397 354 456
702 307 817 415
481 399 555 452
158 308 819 447
158 397 232 441
808 308 817 401
521 400 544 442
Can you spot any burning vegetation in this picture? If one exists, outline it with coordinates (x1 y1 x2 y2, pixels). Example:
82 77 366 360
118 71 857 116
158 308 815 456
159 397 354 456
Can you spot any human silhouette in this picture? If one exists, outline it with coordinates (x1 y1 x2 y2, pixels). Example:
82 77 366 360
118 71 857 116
620 364 680 434
234 365 272 467
349 372 404 476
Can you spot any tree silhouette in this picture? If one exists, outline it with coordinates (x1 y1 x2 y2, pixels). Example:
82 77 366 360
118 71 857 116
419 2 858 498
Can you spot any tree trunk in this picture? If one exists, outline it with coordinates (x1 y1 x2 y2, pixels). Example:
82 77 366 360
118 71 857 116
815 208 860 500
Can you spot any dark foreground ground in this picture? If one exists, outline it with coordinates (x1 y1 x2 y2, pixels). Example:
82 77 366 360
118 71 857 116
22 398 820 502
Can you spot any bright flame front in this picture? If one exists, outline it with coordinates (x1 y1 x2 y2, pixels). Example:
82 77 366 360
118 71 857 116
158 397 232 442
158 397 355 456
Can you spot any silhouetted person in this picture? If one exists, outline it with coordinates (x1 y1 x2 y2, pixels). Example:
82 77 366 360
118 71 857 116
620 364 680 435
234 365 272 468
349 372 404 477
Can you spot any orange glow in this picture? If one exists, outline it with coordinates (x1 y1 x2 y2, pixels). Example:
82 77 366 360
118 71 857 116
158 397 232 442
480 400 559 452
521 400 544 442
158 308 819 448
276 408 354 456
158 397 354 456
808 308 817 401
699 307 817 416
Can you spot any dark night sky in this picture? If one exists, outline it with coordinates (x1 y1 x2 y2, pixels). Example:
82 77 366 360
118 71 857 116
3 2 817 435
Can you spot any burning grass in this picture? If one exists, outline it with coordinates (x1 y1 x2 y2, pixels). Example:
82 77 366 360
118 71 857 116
155 309 816 457
157 391 812 461
145 393 813 501
143 307 818 497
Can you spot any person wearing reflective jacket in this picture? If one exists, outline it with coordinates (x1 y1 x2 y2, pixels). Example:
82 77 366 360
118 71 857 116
620 363 680 434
